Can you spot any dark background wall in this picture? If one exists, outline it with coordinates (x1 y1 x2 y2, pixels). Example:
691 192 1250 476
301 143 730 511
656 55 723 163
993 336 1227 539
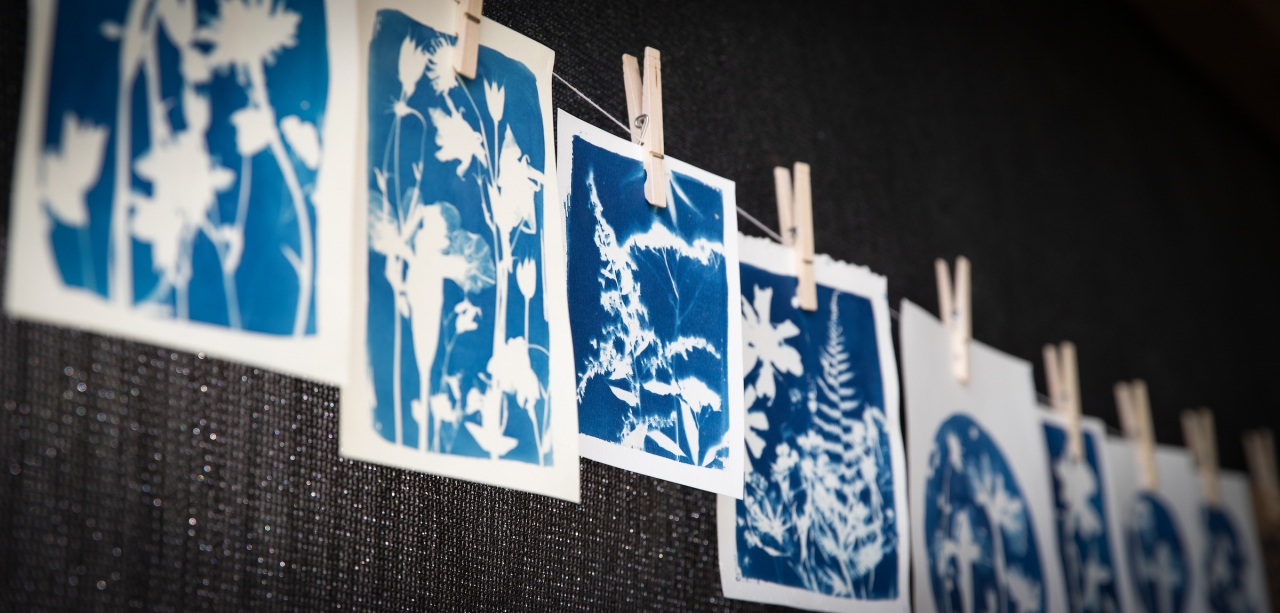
3 0 1278 610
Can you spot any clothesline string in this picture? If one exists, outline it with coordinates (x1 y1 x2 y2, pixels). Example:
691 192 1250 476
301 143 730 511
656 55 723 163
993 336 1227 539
552 72 786 244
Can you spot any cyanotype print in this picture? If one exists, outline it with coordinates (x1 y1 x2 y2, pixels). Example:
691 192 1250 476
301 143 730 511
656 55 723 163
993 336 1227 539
1125 493 1188 613
925 414 1046 613
734 266 898 598
37 0 327 333
561 113 743 494
1043 422 1120 613
364 9 552 466
1203 508 1256 613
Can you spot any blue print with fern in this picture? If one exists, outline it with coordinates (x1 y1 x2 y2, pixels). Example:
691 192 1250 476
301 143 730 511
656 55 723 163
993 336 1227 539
1204 508 1255 613
926 414 1046 613
733 264 898 598
41 0 327 334
365 10 552 465
567 136 730 469
1125 493 1188 613
1043 423 1120 613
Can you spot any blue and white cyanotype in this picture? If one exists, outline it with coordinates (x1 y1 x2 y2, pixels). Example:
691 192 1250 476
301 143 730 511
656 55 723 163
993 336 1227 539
341 0 578 501
558 111 744 496
717 235 909 613
902 300 1067 613
7 0 357 384
1205 471 1271 613
1042 415 1122 613
1126 493 1189 613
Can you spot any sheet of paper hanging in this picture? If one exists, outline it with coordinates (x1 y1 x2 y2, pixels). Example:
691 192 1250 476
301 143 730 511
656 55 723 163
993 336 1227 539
1104 438 1208 613
339 0 578 501
557 110 746 497
714 233 909 613
5 0 358 385
900 299 1068 613
1041 410 1131 613
1214 470 1273 613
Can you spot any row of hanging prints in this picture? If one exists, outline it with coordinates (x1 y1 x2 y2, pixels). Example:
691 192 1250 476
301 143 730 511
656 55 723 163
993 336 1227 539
8 1 1277 612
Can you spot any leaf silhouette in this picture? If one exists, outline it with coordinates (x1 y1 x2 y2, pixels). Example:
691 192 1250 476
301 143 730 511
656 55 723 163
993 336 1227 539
647 428 684 458
40 112 109 227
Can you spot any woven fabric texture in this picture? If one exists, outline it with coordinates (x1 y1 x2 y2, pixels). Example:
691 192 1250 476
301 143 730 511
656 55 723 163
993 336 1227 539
3 0 1280 611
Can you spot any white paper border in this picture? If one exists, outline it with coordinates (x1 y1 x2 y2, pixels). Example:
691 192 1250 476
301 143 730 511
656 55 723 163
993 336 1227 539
715 234 909 612
557 110 745 498
5 0 357 386
339 0 579 502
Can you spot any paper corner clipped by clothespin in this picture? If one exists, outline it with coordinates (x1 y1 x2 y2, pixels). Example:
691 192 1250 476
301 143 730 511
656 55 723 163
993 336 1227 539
622 48 665 208
1043 341 1083 460
1243 428 1280 525
1115 379 1159 490
935 256 971 385
452 0 483 80
1181 407 1221 507
773 163 816 311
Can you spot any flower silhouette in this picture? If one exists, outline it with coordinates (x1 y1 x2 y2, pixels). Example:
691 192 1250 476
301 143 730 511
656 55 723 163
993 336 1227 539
516 259 537 301
429 106 485 177
423 37 457 95
40 112 109 227
484 80 505 124
397 36 431 99
198 0 300 74
742 285 802 404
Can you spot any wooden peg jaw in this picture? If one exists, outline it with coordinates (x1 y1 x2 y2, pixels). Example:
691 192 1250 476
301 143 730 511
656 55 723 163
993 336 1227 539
1181 407 1221 507
622 49 665 207
1244 428 1280 524
773 167 794 246
453 0 483 80
1044 341 1083 460
791 163 816 311
1116 379 1159 490
935 257 971 385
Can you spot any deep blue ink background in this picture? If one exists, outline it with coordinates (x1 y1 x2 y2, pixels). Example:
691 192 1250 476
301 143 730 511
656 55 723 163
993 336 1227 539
733 262 897 598
365 10 549 465
44 0 327 333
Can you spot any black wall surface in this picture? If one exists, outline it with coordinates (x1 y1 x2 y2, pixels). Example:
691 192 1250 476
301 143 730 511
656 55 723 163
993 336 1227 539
3 0 1279 610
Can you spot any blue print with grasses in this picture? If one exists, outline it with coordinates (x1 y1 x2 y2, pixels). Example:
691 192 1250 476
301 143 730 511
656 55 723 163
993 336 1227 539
567 136 730 469
1043 423 1120 613
926 414 1046 613
41 0 327 334
365 10 552 466
733 263 898 598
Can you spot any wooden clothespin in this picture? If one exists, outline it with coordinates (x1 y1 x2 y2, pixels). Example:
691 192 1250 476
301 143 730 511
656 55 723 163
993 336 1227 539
1115 379 1158 490
772 164 817 311
935 257 972 385
1243 428 1280 524
1181 407 1221 507
1044 341 1083 460
452 0 482 79
622 48 665 207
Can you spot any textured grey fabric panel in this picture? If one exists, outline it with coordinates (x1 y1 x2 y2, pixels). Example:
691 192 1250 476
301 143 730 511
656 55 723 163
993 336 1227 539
3 0 1280 611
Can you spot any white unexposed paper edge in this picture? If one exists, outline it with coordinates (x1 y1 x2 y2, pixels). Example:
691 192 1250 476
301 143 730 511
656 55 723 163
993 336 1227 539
557 110 745 498
901 299 1067 613
5 0 357 387
715 234 910 613
339 0 579 502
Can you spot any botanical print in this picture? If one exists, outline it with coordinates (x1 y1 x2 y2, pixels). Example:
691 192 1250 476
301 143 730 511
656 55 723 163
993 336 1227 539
717 235 908 613
926 414 1046 613
902 300 1066 613
7 0 354 383
341 1 576 501
1125 493 1188 613
1043 419 1120 613
559 112 744 496
1203 507 1255 613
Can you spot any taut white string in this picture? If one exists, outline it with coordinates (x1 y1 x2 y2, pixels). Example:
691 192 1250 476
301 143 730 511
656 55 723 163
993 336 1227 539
553 72 785 244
